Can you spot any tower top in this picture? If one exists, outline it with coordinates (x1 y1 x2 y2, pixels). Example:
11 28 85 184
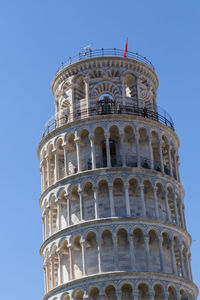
56 48 155 74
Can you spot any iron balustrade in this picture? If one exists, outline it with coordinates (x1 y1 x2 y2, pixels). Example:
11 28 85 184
43 105 174 137
56 48 155 74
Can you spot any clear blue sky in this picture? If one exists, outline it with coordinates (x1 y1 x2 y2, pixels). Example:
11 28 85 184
0 1 200 299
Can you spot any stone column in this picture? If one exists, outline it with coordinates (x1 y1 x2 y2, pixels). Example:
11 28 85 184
63 144 68 176
105 134 111 167
113 234 119 270
46 157 50 187
78 189 84 221
158 235 164 272
164 292 169 300
168 145 173 176
80 239 86 275
140 184 146 217
179 199 185 229
51 255 55 288
89 135 96 169
188 252 193 281
55 197 61 231
116 290 122 300
44 211 48 239
43 263 47 293
179 242 186 277
42 214 45 241
67 195 71 226
75 137 81 172
49 205 52 235
174 195 179 226
149 291 155 300
164 188 171 222
85 77 90 115
159 140 164 173
41 164 45 191
133 291 139 300
135 135 141 167
108 184 115 217
68 244 74 280
144 235 150 271
121 76 125 105
128 235 136 271
125 183 131 217
153 186 159 219
93 186 99 219
54 150 59 182
170 239 177 275
184 248 190 280
120 133 126 167
57 249 63 285
97 235 102 273
46 261 50 292
71 84 75 122
148 137 154 169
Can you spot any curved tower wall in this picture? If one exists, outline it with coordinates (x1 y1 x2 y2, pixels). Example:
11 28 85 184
38 50 198 300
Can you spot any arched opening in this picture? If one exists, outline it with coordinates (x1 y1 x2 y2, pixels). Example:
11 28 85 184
98 180 110 218
105 286 117 300
79 129 91 171
162 136 170 175
139 128 150 168
121 284 133 300
89 288 100 300
124 126 137 167
75 77 86 116
143 180 154 218
67 134 77 175
138 283 149 300
168 286 177 300
162 232 172 273
85 232 98 275
70 186 80 225
48 145 55 185
129 178 140 217
51 196 58 234
57 139 65 180
75 290 84 300
133 229 145 271
101 230 114 272
94 127 105 168
167 187 176 224
60 190 67 229
180 289 188 300
113 178 126 217
83 182 95 221
61 240 70 282
73 236 83 278
109 126 121 167
156 183 166 221
125 74 137 101
99 94 114 115
154 284 164 300
148 230 159 272
152 131 161 172
117 229 130 271
173 236 181 276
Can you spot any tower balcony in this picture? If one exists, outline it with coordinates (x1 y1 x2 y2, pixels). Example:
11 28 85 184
55 48 155 74
42 103 174 138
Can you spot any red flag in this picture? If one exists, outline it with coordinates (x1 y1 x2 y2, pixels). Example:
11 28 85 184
124 38 128 58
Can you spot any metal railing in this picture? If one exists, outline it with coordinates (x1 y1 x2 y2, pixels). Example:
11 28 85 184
56 48 155 74
43 105 174 137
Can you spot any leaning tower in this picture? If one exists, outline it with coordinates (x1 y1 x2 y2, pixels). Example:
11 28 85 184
38 48 198 300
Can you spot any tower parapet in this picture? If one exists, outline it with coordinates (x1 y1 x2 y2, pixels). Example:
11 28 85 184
38 49 198 300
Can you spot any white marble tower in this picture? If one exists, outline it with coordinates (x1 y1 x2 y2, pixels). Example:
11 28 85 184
37 49 198 300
